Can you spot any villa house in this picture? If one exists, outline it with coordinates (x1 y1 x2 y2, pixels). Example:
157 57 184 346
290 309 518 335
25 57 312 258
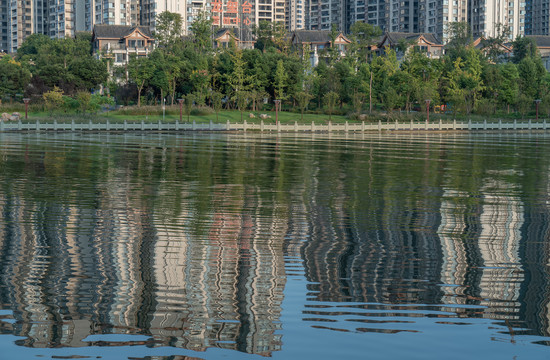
92 25 155 66
373 32 443 60
290 30 352 67
213 28 255 50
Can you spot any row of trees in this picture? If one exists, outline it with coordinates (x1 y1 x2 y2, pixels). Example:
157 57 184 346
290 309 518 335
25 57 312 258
3 14 550 118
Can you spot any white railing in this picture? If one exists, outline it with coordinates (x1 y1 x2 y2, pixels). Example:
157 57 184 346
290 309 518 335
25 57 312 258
0 118 548 132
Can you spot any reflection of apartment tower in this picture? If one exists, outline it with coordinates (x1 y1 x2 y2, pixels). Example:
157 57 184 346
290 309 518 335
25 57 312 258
477 178 524 319
437 189 481 305
149 183 285 355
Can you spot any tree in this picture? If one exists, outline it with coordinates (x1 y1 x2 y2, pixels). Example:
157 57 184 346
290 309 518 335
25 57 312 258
295 91 313 121
211 91 223 122
274 60 287 101
497 63 519 113
511 36 538 64
518 56 546 99
184 93 194 122
481 23 511 63
190 10 213 53
348 22 382 64
43 86 64 115
155 11 183 48
446 49 484 114
69 57 108 91
253 21 286 52
76 91 92 114
0 56 31 98
127 55 153 107
324 91 339 121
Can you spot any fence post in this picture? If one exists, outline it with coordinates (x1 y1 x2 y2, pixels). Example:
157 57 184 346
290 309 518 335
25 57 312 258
544 119 547 130
226 120 230 131
312 121 315 132
53 119 57 131
0 120 4 132
260 120 264 131
394 119 398 130
439 119 442 130
209 120 213 131
71 119 75 131
425 119 428 130
17 119 22 131
528 119 532 130
243 119 247 132
362 121 365 132
277 120 281 132
192 119 196 131
378 120 381 132
36 119 40 131
295 121 298 132
124 120 128 131
514 119 517 130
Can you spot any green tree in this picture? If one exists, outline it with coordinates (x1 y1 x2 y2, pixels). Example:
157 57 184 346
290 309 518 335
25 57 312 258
69 57 108 91
76 91 92 114
127 55 153 107
295 91 313 121
211 91 223 122
0 56 31 98
480 23 511 63
253 21 286 52
184 93 194 122
43 86 64 115
324 91 339 121
348 21 382 64
189 10 213 53
274 60 287 101
511 36 538 64
518 56 545 99
155 11 183 48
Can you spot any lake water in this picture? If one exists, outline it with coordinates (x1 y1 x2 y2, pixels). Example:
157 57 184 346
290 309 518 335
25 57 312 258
0 132 549 359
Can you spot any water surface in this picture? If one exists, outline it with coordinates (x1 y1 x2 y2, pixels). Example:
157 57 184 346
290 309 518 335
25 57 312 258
0 132 549 359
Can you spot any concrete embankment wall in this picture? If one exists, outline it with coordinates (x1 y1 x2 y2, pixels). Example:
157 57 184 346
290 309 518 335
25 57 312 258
1 119 549 132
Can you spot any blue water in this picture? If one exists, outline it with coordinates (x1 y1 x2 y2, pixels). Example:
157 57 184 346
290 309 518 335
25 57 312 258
0 132 549 359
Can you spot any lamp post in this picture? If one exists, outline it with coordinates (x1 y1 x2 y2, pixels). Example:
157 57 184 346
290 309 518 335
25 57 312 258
23 98 30 119
535 99 542 122
177 98 183 123
274 99 281 125
425 99 431 123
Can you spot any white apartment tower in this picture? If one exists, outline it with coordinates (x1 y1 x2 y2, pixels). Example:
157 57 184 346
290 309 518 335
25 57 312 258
286 0 306 30
4 0 48 53
89 0 141 27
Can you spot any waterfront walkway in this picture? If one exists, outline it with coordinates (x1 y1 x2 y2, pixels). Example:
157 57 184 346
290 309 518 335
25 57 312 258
1 118 549 132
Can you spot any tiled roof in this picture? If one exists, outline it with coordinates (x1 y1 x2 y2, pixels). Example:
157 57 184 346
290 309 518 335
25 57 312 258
92 25 153 39
381 32 442 46
525 35 550 48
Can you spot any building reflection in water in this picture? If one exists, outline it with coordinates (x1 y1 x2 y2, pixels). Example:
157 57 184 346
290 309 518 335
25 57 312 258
0 134 549 355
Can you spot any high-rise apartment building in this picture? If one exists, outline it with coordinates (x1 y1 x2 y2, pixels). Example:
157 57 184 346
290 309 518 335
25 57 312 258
89 0 141 27
525 0 546 35
4 0 48 53
285 0 306 30
140 0 187 31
